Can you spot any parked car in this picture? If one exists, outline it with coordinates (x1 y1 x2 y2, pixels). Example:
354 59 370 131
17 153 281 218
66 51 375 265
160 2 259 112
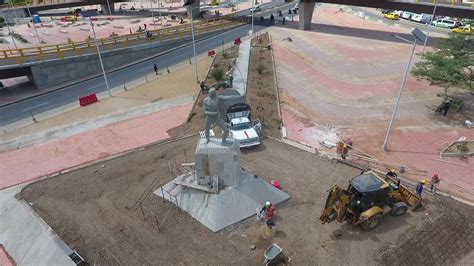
411 13 432 24
401 11 415 20
452 25 472 34
384 12 400 20
432 19 458 29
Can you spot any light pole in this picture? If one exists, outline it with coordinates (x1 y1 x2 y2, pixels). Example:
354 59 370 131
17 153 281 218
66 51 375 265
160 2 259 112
157 0 163 27
185 4 200 84
106 0 113 19
251 0 254 35
1 12 18 49
89 18 112 96
8 0 20 24
24 2 42 45
382 29 427 151
422 1 437 53
149 0 154 29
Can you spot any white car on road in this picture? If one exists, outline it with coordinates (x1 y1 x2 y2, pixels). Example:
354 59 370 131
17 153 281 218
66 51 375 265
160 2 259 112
251 4 262 12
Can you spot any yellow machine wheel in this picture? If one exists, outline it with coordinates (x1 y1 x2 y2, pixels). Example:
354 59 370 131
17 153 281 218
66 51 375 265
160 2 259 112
361 214 382 231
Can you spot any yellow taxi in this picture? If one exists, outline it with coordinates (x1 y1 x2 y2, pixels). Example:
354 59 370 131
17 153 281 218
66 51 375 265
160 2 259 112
452 25 472 34
65 16 77 22
384 12 400 20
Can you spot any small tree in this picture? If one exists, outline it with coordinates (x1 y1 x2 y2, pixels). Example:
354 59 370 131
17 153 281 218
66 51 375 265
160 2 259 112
210 67 224 81
411 33 473 98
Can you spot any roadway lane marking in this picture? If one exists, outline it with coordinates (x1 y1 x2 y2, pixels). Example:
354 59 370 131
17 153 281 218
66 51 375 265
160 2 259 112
87 83 103 91
21 102 49 112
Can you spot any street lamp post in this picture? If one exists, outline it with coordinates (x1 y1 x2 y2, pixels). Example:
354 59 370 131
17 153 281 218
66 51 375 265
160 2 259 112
89 19 112 96
422 1 437 53
251 0 254 35
186 5 200 84
8 0 20 24
382 29 426 151
2 14 18 49
149 0 154 29
106 0 113 19
25 3 42 45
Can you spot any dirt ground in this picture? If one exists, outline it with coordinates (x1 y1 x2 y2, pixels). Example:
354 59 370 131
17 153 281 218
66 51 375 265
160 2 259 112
246 32 282 139
20 136 474 265
168 33 281 139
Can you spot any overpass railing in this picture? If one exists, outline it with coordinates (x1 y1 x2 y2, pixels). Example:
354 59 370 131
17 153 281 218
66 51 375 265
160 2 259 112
0 16 249 65
0 0 84 9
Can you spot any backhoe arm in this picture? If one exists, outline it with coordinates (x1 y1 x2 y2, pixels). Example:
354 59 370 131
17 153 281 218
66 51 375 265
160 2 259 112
320 185 341 224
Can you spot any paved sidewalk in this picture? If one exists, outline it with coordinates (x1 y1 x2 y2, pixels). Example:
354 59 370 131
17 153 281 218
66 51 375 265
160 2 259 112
233 38 251 96
0 185 74 265
1 57 212 150
0 55 212 189
272 5 474 203
0 102 192 190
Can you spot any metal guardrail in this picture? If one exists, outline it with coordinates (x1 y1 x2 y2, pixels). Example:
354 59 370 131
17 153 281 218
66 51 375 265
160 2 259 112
0 16 249 65
0 0 83 9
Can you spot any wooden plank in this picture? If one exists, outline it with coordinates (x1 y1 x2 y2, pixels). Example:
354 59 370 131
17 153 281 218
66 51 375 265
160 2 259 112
342 142 375 158
428 158 469 167
174 180 217 193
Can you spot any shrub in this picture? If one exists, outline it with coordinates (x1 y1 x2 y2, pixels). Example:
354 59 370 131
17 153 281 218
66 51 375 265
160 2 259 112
9 31 28 43
256 64 267 75
210 68 224 81
0 17 5 24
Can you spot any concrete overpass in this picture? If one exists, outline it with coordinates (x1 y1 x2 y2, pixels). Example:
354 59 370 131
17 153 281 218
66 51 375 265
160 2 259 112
2 0 473 24
0 17 246 89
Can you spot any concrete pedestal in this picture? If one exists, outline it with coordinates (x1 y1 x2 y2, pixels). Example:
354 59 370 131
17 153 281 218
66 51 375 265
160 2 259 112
155 170 290 232
195 138 240 187
298 1 316 30
154 136 290 232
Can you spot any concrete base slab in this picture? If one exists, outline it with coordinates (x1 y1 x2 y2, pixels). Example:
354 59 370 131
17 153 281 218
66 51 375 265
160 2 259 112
154 170 290 232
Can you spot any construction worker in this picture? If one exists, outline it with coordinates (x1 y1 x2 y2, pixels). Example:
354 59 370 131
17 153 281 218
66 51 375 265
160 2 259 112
260 201 275 222
416 179 426 197
430 174 440 193
386 169 400 187
341 144 349 160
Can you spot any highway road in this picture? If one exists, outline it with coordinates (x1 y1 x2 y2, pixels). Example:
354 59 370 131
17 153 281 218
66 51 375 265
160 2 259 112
0 1 293 126
2 2 449 126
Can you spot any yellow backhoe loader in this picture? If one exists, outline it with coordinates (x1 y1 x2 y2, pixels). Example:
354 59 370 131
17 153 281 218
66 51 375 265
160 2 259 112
319 170 422 231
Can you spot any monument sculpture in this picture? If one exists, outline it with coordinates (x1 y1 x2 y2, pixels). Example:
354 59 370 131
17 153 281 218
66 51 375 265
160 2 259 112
203 87 241 144
154 87 290 232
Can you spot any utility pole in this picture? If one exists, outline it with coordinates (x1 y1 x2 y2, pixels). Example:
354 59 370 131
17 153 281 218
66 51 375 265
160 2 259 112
90 19 112 96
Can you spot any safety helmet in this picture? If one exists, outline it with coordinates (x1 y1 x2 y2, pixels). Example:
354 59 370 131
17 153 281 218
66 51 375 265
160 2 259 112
421 179 427 185
343 144 348 148
265 201 271 207
390 169 396 173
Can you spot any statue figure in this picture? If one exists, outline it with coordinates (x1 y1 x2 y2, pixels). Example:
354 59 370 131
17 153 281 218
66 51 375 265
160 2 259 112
203 87 241 145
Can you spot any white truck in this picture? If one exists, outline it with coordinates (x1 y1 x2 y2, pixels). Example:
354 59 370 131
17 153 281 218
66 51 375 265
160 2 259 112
220 100 261 148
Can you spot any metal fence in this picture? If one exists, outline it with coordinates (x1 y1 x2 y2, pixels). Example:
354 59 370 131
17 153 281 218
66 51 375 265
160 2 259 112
0 16 249 65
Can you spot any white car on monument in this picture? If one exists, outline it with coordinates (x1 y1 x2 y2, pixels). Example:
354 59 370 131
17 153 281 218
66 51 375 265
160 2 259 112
229 117 261 148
